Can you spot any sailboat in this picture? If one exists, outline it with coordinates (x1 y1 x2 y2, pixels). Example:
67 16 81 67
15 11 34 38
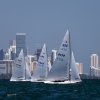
10 49 25 81
31 44 48 82
44 30 82 84
10 49 31 81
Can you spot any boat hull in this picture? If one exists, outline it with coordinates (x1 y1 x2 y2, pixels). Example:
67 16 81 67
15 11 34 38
31 80 44 82
44 80 82 84
10 79 31 82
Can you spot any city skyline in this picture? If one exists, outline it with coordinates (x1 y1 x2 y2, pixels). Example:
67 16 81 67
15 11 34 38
0 39 99 76
0 1 100 74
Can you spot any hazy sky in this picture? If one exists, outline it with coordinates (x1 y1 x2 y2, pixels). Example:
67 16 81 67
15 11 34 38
0 1 100 74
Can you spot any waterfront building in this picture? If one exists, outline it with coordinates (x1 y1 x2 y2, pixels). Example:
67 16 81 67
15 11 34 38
27 55 35 72
76 62 83 74
31 61 38 74
0 61 6 74
0 60 14 75
90 54 100 77
90 54 99 68
90 66 100 77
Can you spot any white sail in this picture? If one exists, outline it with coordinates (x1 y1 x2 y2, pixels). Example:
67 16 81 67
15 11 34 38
46 30 70 81
25 62 31 81
10 49 25 81
70 52 81 82
31 44 48 81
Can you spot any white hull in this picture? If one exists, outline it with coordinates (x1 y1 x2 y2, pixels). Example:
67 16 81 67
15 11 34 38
44 80 82 84
10 79 31 82
10 80 25 82
25 80 31 82
31 80 44 82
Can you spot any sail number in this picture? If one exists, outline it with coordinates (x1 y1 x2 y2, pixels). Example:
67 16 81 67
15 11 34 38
62 44 68 47
38 62 44 67
61 48 67 51
56 53 66 61
56 57 63 61
58 53 65 57
40 55 44 58
61 44 68 51
16 59 22 68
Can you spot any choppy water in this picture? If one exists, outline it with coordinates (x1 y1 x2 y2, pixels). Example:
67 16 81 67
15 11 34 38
0 79 100 100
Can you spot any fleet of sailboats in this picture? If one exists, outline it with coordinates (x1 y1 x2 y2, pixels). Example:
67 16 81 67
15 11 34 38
10 29 82 84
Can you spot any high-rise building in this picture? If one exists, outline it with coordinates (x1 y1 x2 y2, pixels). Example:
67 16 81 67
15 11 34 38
51 49 57 65
9 40 16 47
4 53 9 60
90 54 99 68
27 55 35 72
31 61 38 74
11 51 16 60
76 62 83 74
0 49 5 60
8 46 16 60
34 49 42 61
26 47 28 56
16 33 26 57
7 40 16 60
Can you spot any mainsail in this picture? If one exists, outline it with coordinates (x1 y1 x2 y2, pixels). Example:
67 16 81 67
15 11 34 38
10 49 25 81
31 44 48 81
46 30 70 81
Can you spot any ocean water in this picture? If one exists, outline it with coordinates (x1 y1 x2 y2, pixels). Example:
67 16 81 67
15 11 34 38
0 79 100 100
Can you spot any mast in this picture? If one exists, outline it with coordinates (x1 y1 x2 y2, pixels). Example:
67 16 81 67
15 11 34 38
68 30 71 82
25 57 26 80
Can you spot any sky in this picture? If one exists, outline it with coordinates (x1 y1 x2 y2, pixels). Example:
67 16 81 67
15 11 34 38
0 0 100 74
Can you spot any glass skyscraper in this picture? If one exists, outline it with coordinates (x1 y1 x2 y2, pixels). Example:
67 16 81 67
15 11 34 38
16 33 26 57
